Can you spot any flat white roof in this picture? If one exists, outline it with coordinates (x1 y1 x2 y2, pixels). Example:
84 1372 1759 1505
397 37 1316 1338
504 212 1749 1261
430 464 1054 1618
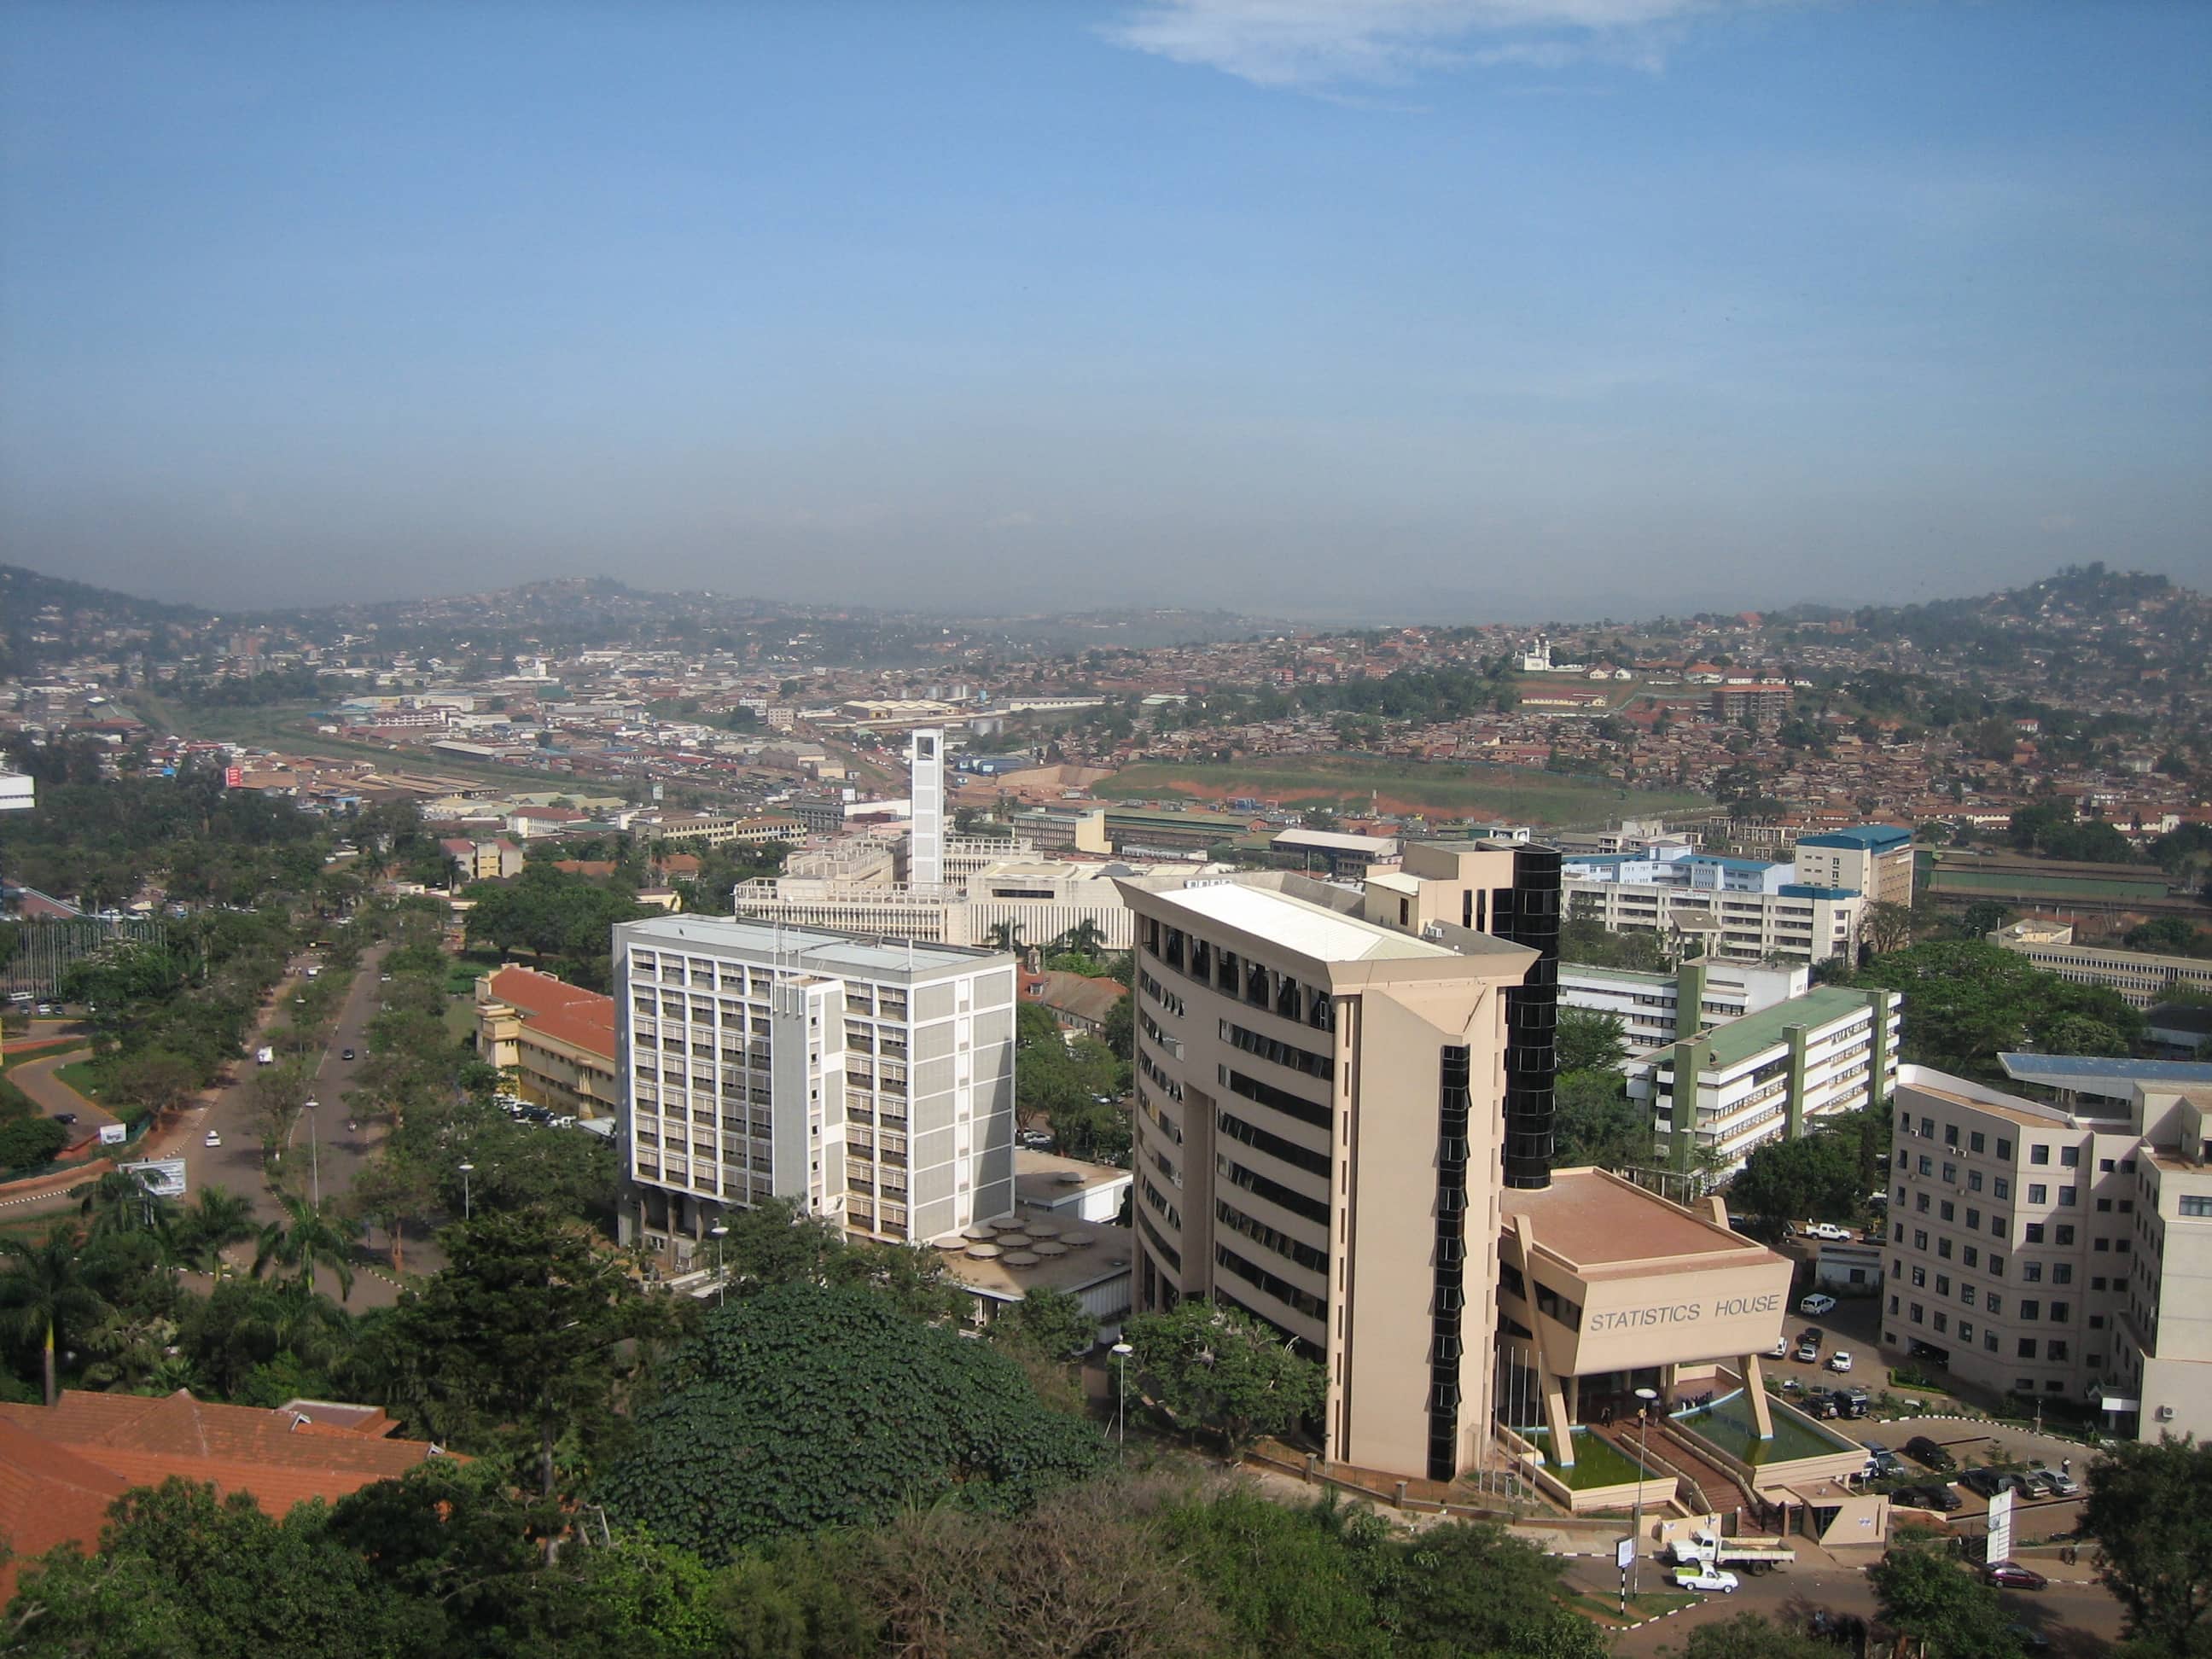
1153 882 1452 963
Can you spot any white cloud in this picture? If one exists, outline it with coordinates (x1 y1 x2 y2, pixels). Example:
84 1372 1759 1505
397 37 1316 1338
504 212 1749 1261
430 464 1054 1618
1100 0 1772 90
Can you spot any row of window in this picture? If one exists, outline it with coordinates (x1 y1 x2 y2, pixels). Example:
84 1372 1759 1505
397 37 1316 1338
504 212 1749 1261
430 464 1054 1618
1219 1066 1334 1134
1215 1243 1327 1323
1216 1107 1332 1180
1215 1199 1329 1276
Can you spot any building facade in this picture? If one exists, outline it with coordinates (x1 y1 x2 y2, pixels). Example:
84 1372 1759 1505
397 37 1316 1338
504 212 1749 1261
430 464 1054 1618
473 966 619 1120
1989 919 2212 1009
1563 877 1862 964
1558 958 1809 1052
1794 825 1914 908
614 917 1017 1255
1628 985 1901 1178
1120 847 1553 1481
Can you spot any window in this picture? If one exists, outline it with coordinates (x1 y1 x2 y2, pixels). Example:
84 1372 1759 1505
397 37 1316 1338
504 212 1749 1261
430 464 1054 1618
1989 1253 2005 1277
2059 1186 2078 1208
1917 1192 1931 1214
1966 1208 1982 1230
1910 1265 1926 1288
1910 1303 1924 1324
2047 1340 2069 1362
1921 1116 1935 1138
1965 1246 1980 1267
2094 1237 2110 1253
1971 1132 1987 1153
1960 1320 1976 1342
1941 1201 1956 1222
1934 1312 1949 1333
1986 1333 2000 1352
2051 1301 2069 1324
1945 1124 1959 1147
2017 1338 2037 1358
2020 1300 2040 1321
2061 1146 2080 1168
2022 1261 2042 1284
2092 1275 2108 1291
2025 1223 2045 1243
2117 1238 2133 1254
1937 1237 1953 1260
2119 1199 2134 1214
2122 1159 2138 1173
2056 1225 2075 1246
1998 1138 2012 1161
1970 1170 1984 1192
1991 1216 2008 1239
2029 1185 2048 1206
1918 1155 1934 1177
1942 1162 1958 1184
1962 1285 1977 1307
1936 1274 1951 1296
2182 1196 2212 1219
1893 1221 1905 1242
1914 1229 1929 1250
2052 1263 2072 1284
2031 1144 2051 1166
1987 1293 2003 1315
1995 1177 2011 1200
2097 1197 2112 1212
1889 1293 1901 1313
2099 1157 2115 1173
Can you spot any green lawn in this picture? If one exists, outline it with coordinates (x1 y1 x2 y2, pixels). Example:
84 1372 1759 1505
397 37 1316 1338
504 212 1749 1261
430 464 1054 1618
1568 1590 1700 1623
51 1058 106 1103
1094 756 1710 829
1522 1427 1659 1490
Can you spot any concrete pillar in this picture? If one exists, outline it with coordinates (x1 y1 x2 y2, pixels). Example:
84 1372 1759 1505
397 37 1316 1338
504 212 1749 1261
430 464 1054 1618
1784 1024 1809 1138
1742 1354 1774 1440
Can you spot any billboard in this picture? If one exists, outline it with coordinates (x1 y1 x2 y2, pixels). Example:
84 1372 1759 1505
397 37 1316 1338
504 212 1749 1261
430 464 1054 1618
224 766 244 789
119 1158 188 1199
1986 1489 2016 1566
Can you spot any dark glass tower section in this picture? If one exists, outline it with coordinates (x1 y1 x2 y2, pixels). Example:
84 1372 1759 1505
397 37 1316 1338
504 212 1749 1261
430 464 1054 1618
1426 1043 1473 1481
1491 845 1560 1190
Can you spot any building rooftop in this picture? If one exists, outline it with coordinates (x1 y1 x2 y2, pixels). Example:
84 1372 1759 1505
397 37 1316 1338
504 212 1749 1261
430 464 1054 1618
1500 1167 1774 1279
934 1220 1138 1304
1797 825 1913 851
620 914 1008 977
1561 963 1673 987
1012 1149 1132 1205
2000 1054 2212 1089
1149 882 1455 963
483 965 615 1062
1697 986 1881 1071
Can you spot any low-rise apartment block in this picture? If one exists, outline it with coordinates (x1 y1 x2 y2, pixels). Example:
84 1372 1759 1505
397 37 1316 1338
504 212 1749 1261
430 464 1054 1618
1793 824 1914 907
1564 877 1861 964
614 917 1017 1257
1559 958 1808 1051
1628 985 1901 1177
473 967 618 1120
1989 918 2212 1009
1879 1066 2212 1439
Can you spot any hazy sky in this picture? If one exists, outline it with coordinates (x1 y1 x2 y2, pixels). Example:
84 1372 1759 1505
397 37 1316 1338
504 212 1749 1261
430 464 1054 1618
3 2 2207 621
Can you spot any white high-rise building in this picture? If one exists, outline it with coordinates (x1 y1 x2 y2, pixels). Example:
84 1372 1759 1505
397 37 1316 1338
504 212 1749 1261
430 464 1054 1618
614 916 1018 1256
909 727 945 889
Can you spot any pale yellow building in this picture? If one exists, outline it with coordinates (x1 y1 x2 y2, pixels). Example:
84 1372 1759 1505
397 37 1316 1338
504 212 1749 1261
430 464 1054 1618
473 967 619 1120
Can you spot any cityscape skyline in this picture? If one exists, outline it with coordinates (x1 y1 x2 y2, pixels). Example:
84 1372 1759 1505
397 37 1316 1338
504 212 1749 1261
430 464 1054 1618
3 2 2207 618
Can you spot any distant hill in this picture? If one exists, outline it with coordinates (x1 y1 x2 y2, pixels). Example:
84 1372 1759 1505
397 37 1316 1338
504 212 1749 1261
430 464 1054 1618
0 564 214 677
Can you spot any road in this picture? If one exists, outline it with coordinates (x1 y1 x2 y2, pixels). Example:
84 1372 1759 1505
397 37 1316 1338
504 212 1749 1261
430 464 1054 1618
1569 1545 2124 1656
8 1041 120 1137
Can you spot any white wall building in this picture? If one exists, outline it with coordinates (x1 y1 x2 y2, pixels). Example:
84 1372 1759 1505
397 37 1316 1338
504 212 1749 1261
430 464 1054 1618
1559 958 1808 1051
614 916 1018 1256
1563 877 1863 964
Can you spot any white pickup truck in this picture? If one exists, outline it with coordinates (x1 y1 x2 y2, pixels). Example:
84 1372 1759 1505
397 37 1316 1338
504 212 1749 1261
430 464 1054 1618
255 1046 275 1066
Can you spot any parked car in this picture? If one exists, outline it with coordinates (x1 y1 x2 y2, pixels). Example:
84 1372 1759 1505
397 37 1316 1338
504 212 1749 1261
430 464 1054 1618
341 1047 355 1061
1905 1437 1956 1471
1960 1469 2034 1499
1770 1336 1790 1359
1800 1293 1838 1316
1801 1390 1841 1419
204 1131 222 1148
1672 1566 1740 1593
1795 1342 1820 1364
1895 1484 1963 1512
52 1112 76 1127
1984 1563 2049 1591
1802 1223 1851 1242
2029 1468 2081 1498
1861 1441 1906 1478
1017 1128 1054 1150
1832 1392 1868 1419
1799 1326 1825 1346
1826 1350 1854 1373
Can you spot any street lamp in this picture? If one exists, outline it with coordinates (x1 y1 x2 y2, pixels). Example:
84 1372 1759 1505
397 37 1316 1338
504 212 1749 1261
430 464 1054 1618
1631 1385 1660 1604
1111 1341 1134 1447
709 1223 729 1306
457 1162 474 1220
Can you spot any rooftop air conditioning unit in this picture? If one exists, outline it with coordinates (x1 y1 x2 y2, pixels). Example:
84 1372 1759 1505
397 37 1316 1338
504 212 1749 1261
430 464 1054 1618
2158 1406 2176 1421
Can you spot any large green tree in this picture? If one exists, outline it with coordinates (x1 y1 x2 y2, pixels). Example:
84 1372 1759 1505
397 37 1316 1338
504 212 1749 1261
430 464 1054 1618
0 1223 110 1406
1852 940 2144 1080
2081 1435 2212 1656
595 1281 1108 1560
1866 1546 2019 1659
1123 1297 1325 1458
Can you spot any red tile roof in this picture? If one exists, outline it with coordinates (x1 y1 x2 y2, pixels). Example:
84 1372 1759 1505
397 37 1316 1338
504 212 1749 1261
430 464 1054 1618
485 966 616 1063
0 1391 449 1597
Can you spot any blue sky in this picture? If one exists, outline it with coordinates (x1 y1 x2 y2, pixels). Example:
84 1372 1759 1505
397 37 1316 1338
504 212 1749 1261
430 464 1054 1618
2 1 2206 620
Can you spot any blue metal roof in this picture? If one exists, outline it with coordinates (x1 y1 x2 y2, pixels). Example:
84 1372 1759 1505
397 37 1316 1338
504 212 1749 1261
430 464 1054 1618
2000 1053 2212 1085
1799 826 1912 851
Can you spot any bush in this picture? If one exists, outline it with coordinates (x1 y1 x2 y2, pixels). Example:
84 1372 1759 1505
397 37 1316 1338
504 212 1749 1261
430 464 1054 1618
0 1115 68 1173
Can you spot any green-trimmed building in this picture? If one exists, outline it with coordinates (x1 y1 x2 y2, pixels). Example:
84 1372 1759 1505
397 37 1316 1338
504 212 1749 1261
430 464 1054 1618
1627 984 1902 1178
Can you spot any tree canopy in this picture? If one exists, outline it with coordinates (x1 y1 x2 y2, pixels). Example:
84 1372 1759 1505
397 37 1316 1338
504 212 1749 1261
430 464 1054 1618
1852 941 2145 1080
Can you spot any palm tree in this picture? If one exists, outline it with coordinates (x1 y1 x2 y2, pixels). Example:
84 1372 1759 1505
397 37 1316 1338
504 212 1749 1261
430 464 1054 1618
1057 919 1108 959
253 1193 356 1304
79 1169 174 1242
984 921 1028 955
0 1224 110 1406
179 1186 258 1274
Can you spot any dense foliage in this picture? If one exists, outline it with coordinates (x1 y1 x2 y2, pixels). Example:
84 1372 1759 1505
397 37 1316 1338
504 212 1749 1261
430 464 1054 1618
1852 940 2144 1080
2081 1434 2212 1657
596 1282 1109 1558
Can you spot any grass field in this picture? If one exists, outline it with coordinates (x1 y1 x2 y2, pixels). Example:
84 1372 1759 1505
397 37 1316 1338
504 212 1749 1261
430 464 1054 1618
129 694 569 792
52 1059 106 1103
1092 756 1710 828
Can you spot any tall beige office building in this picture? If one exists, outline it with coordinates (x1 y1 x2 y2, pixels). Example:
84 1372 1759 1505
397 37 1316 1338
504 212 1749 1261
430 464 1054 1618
1120 838 1560 1481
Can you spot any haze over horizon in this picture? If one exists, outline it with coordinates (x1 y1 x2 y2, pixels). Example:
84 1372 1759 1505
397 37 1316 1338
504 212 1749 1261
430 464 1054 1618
3 2 2206 620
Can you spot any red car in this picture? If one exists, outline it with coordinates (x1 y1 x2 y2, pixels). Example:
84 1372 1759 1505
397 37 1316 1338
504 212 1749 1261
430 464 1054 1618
1984 1563 2049 1591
